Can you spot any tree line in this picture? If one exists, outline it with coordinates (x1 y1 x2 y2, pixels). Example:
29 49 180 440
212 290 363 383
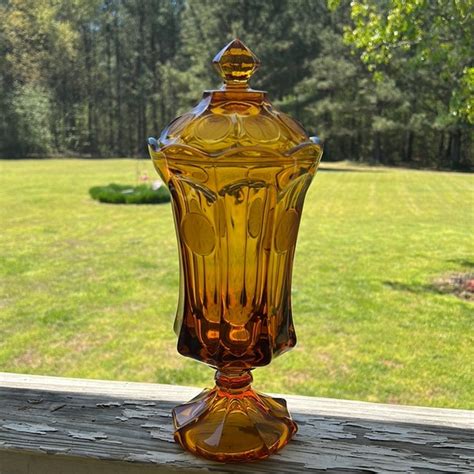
0 0 472 169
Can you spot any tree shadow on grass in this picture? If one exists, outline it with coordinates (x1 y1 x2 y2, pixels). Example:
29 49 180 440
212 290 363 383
384 272 473 301
384 281 443 296
447 258 474 269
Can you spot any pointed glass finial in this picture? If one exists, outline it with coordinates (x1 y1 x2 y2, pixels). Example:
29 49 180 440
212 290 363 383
213 39 260 88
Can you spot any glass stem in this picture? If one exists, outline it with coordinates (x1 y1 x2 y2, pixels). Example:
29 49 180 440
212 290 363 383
215 369 253 394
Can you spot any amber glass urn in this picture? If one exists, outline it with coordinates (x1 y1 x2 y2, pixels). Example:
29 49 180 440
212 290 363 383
148 39 322 462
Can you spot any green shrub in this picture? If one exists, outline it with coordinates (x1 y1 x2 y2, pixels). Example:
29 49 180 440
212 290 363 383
89 183 170 205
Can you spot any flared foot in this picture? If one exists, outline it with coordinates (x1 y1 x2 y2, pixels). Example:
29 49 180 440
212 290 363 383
172 371 297 462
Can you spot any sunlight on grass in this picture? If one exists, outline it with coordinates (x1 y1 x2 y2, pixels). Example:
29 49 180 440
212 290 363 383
0 159 472 408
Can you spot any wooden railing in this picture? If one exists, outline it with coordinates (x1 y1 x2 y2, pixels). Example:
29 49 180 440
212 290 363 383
0 372 472 473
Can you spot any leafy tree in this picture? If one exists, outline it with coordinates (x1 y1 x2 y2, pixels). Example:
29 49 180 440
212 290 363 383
338 0 473 168
0 0 77 156
9 85 54 156
0 0 471 169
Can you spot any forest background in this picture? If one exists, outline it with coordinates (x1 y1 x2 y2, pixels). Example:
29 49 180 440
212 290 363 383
1 0 473 169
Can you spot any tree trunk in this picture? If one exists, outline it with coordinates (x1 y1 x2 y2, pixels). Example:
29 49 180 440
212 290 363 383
437 132 444 169
450 129 462 169
136 4 146 156
114 13 123 155
350 117 359 161
404 130 414 163
83 26 94 155
150 26 159 134
373 133 381 164
106 17 114 153
445 132 452 168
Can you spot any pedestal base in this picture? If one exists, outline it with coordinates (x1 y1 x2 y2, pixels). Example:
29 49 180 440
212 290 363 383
172 371 297 462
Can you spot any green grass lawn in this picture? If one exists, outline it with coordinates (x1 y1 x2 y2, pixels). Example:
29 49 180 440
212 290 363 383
1 159 473 408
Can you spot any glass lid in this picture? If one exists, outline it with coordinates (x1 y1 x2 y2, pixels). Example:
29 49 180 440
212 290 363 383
152 39 320 159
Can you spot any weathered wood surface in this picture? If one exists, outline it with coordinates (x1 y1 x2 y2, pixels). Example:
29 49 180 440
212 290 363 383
0 372 473 473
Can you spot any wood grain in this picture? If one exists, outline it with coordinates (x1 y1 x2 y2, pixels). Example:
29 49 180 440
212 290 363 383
0 372 473 473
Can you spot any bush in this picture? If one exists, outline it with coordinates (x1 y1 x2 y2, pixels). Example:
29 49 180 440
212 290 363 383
89 183 171 205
